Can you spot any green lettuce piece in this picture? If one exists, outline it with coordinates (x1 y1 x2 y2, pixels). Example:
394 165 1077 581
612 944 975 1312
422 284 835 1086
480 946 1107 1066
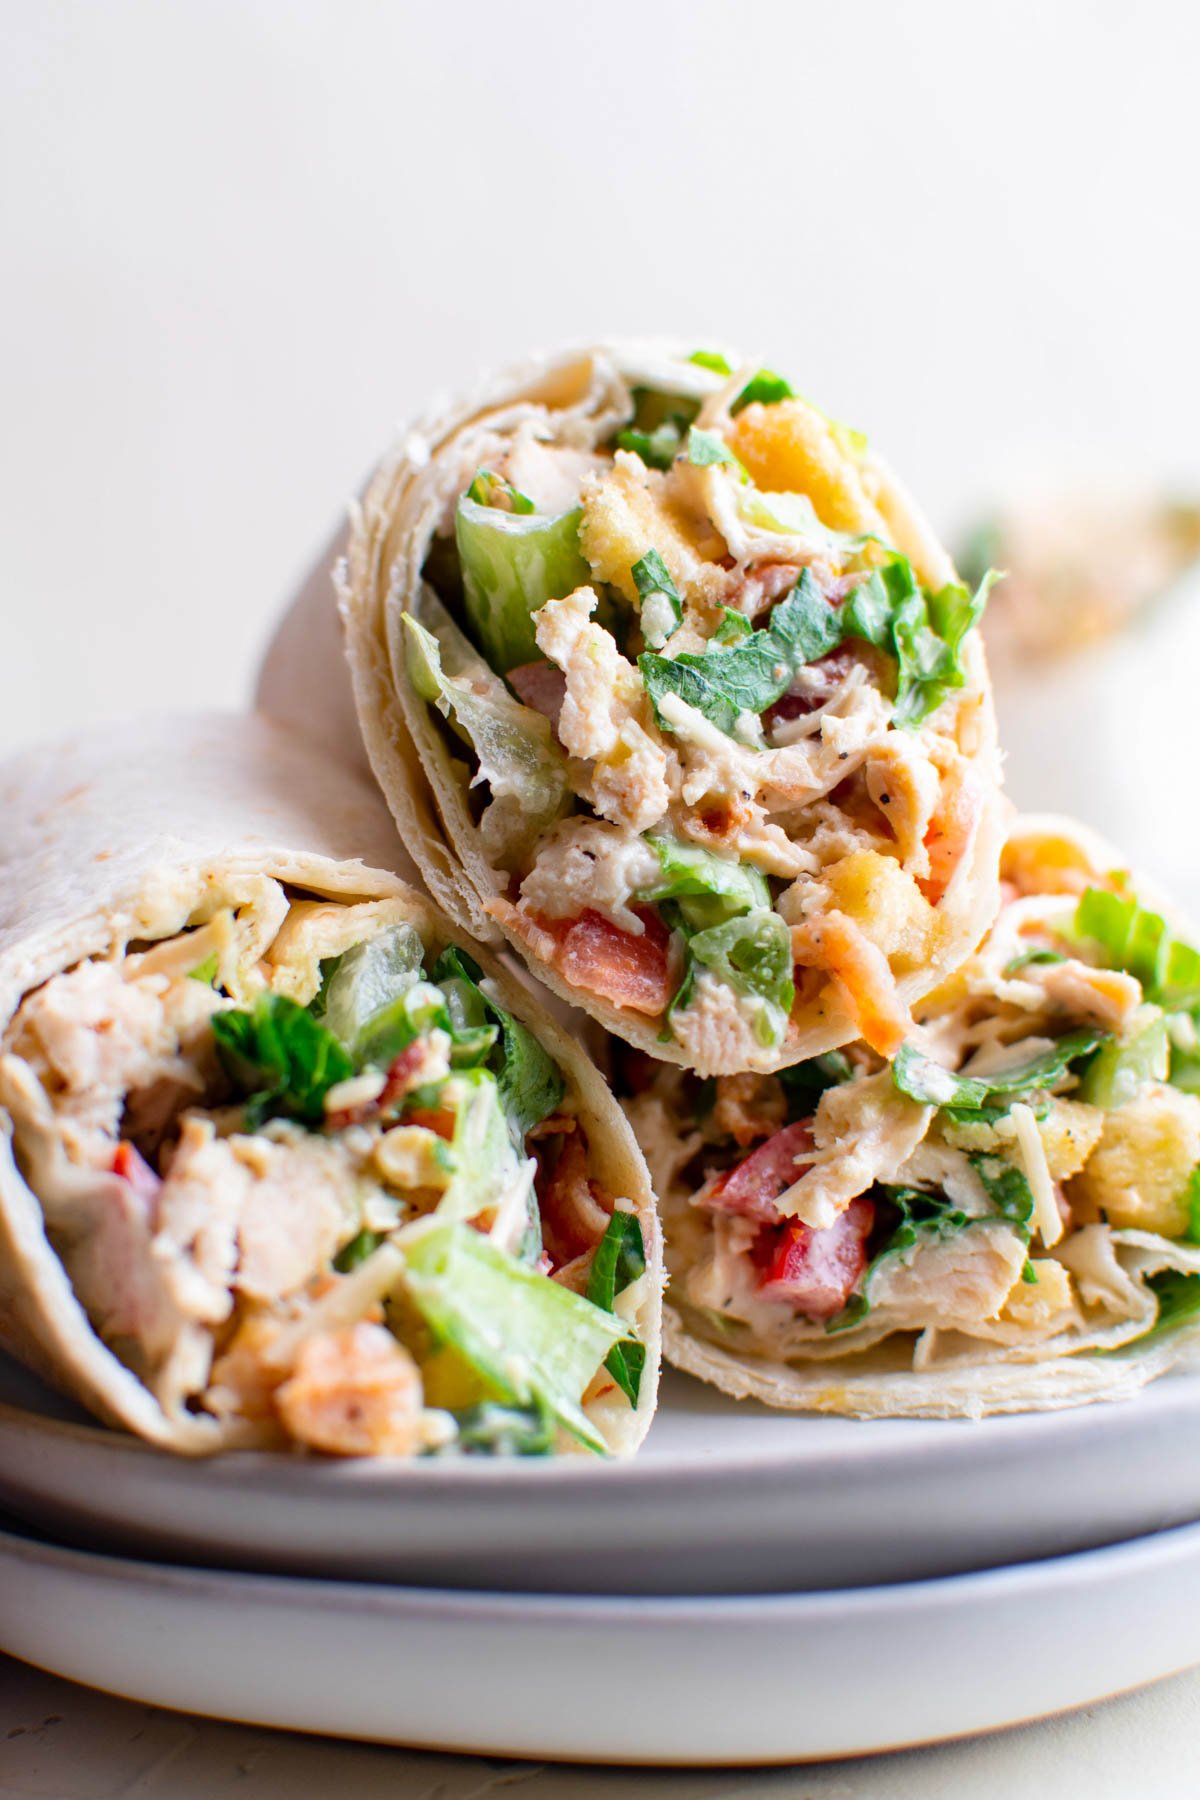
212 994 354 1129
429 945 564 1140
712 608 753 644
843 557 1000 730
435 1068 529 1225
586 1210 648 1406
631 550 683 649
1078 1010 1169 1109
971 1153 1037 1235
778 1050 854 1120
689 349 733 375
450 1399 557 1456
400 1222 628 1452
403 612 571 865
639 568 841 738
732 369 792 412
684 909 794 1048
615 385 701 470
188 952 219 987
1003 948 1068 976
311 924 426 1049
334 1227 385 1273
737 486 871 558
686 426 749 476
466 469 535 514
637 837 769 932
454 493 591 673
1122 1269 1200 1351
892 1031 1107 1120
1073 888 1200 1012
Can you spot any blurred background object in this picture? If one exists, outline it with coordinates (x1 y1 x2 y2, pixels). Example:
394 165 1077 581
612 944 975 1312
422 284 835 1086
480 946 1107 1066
962 493 1200 915
3 0 1200 891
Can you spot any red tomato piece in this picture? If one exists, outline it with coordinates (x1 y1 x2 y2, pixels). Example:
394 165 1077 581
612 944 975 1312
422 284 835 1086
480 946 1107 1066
699 1121 815 1223
755 1196 875 1319
548 908 673 1018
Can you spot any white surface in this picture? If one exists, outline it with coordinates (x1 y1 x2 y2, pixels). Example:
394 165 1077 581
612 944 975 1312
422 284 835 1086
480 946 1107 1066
3 1350 1200 1595
2 1516 1200 1765
4 2 1200 763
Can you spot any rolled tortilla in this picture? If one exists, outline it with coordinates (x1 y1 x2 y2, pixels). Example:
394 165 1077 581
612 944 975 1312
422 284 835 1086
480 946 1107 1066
0 714 660 1457
624 814 1200 1419
288 341 1005 1076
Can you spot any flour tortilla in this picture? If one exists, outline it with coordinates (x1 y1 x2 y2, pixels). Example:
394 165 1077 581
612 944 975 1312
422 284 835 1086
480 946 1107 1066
0 713 660 1455
285 341 1006 1070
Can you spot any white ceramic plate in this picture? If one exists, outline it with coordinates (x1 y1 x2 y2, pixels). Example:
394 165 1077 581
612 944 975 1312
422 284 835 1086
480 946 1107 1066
4 1350 1200 1594
3 1514 1199 1765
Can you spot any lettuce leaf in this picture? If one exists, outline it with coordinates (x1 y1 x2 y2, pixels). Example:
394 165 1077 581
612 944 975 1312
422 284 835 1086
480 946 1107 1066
844 557 1000 730
403 612 571 865
640 568 841 737
637 837 769 932
429 945 563 1140
615 385 701 470
400 1222 628 1452
454 494 591 673
684 909 795 1048
892 1031 1107 1120
212 995 354 1129
450 1399 557 1456
1124 1269 1200 1351
311 924 426 1050
586 1210 647 1406
466 469 535 514
1074 887 1200 1012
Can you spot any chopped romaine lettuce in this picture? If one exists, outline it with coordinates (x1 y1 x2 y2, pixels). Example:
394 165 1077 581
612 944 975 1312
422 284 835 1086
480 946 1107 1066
400 1221 628 1452
636 837 769 932
334 1227 385 1273
403 612 571 866
732 369 793 412
188 952 219 987
686 426 748 476
640 568 841 738
212 995 354 1129
466 468 535 514
454 493 591 673
689 349 733 376
842 557 1000 730
892 1032 1107 1120
631 550 683 650
451 1399 557 1456
778 1050 854 1120
736 486 871 558
586 1210 648 1406
435 1068 529 1225
1003 948 1068 976
1078 1009 1169 1109
615 385 701 470
1123 1269 1200 1350
685 909 795 1048
311 924 426 1051
429 945 564 1139
1073 887 1200 1012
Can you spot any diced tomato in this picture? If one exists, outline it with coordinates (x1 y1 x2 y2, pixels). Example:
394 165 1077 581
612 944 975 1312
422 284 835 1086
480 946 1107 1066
754 1196 875 1319
507 661 567 731
111 1141 162 1223
535 1129 612 1268
542 907 673 1018
699 1120 815 1223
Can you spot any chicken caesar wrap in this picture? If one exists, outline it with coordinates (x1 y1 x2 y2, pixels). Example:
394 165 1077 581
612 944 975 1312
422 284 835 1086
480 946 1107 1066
303 343 1005 1076
0 716 660 1458
622 817 1200 1417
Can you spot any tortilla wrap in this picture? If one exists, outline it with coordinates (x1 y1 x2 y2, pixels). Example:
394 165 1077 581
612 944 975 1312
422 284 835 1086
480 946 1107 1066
628 814 1200 1419
262 342 1006 1076
0 713 660 1457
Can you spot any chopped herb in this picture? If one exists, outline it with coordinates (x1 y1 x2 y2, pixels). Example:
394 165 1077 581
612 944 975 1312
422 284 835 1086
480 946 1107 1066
689 349 732 375
686 426 748 474
586 1211 648 1407
631 550 684 649
1003 949 1069 976
732 369 793 412
212 994 354 1130
892 1031 1107 1121
334 1227 385 1273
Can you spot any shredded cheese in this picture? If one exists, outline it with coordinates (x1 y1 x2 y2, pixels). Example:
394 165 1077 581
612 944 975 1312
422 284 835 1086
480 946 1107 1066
1010 1101 1063 1248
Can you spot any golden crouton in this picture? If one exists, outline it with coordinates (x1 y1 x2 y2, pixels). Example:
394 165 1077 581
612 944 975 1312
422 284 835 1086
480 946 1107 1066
942 1098 1105 1182
579 452 725 606
823 849 934 969
999 1259 1076 1329
1068 1084 1200 1237
726 399 888 536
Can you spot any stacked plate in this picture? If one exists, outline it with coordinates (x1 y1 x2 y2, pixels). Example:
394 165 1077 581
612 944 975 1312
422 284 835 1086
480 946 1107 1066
4 1348 1200 1764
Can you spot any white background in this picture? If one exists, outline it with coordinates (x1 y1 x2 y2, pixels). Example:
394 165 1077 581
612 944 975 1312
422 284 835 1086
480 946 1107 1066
3 0 1199 762
3 1 1200 1783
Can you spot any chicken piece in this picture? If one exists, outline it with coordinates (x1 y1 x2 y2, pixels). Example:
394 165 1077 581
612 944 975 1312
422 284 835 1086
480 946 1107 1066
1034 960 1144 1035
864 735 940 877
778 1069 931 1229
517 818 659 935
667 970 768 1077
725 399 888 536
534 587 672 832
871 1221 1027 1328
1069 1084 1200 1237
274 1323 425 1457
579 450 727 607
